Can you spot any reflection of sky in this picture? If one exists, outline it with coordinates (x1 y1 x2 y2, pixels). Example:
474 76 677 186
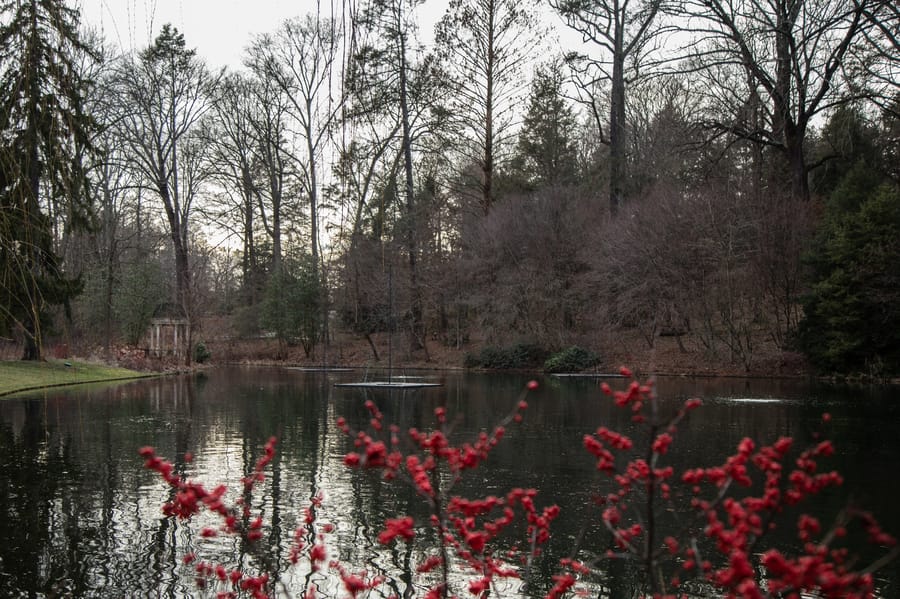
0 370 897 597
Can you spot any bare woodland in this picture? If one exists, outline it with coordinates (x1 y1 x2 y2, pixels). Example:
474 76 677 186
1 0 898 374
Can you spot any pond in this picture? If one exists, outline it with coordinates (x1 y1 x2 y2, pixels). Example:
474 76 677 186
0 367 897 597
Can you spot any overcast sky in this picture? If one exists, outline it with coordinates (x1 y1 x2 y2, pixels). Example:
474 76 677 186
75 0 455 69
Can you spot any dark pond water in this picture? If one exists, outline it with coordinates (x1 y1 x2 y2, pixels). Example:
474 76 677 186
0 367 898 597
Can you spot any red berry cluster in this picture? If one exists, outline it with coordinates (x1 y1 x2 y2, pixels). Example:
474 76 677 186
567 368 898 599
140 373 898 599
339 381 553 598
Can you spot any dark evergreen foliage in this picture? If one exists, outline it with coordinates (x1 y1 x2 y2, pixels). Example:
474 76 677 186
799 184 900 376
800 107 900 376
464 343 548 370
511 61 580 190
0 0 97 359
543 346 600 373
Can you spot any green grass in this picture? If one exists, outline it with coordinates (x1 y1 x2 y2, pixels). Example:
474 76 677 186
0 359 147 397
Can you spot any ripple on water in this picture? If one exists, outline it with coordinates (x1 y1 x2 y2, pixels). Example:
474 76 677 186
1 370 896 598
711 396 799 404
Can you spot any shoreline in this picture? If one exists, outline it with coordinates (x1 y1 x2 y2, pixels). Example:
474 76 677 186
3 335 896 398
0 359 164 398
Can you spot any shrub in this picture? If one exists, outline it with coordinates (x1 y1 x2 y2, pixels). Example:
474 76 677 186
464 342 547 369
543 345 600 373
193 341 211 364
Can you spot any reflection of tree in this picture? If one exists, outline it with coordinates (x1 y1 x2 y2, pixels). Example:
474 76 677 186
0 400 86 596
98 406 117 590
148 511 178 596
0 371 896 596
147 379 195 596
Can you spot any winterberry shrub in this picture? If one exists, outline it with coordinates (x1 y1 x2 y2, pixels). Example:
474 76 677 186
140 370 897 598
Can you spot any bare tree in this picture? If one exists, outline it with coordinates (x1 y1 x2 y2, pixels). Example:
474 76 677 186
81 56 142 356
351 0 446 356
203 72 264 304
681 0 888 200
114 24 220 361
252 15 343 276
242 47 295 276
435 0 542 213
551 0 671 215
599 184 767 370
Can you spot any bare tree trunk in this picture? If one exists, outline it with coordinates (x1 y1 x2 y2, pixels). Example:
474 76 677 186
272 208 282 275
103 238 116 360
609 49 627 216
481 6 496 215
242 189 256 304
552 0 664 217
784 125 809 201
398 29 427 358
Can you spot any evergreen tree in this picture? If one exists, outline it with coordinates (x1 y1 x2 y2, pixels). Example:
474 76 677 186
261 254 322 359
0 0 97 359
811 105 885 201
512 61 579 190
799 183 900 375
800 108 900 375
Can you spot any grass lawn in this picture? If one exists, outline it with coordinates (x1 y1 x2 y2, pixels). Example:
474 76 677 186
0 359 147 397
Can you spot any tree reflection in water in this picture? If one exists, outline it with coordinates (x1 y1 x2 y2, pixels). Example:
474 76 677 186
0 368 896 597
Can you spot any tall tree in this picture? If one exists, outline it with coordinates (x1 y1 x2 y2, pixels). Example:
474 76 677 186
682 0 888 200
551 0 668 215
250 15 344 357
0 0 97 359
514 60 580 189
254 15 343 277
114 24 219 348
245 39 295 276
204 72 264 304
353 0 442 355
435 0 541 213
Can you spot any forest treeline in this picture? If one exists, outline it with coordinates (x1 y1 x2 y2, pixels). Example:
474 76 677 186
1 0 898 375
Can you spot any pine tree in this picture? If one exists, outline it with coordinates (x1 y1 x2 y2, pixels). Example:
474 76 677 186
513 61 579 190
799 107 900 375
0 0 97 359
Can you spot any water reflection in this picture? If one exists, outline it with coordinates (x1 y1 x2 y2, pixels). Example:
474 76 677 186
0 369 896 597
